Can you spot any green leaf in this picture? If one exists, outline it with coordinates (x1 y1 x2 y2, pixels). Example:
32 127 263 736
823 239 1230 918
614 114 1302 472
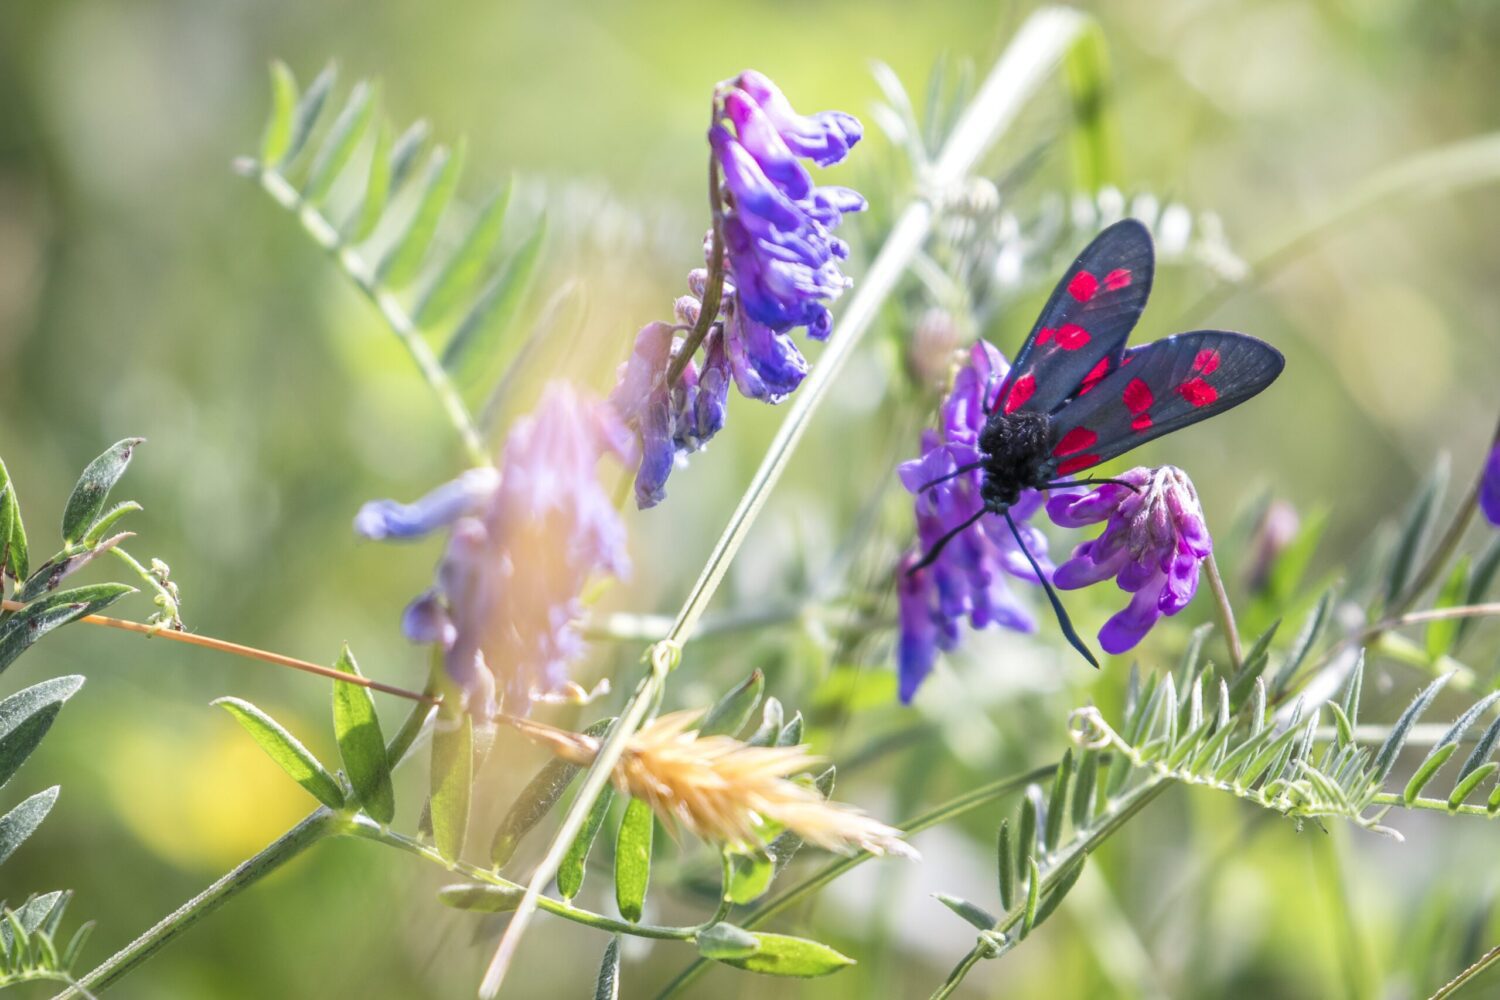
1032 856 1086 929
61 921 93 971
699 671 765 738
387 120 431 195
748 697 784 747
775 712 804 748
769 765 834 877
0 676 83 791
614 797 654 922
0 584 133 676
415 180 512 327
996 818 1015 911
1273 590 1333 693
378 140 466 289
715 932 855 978
1062 18 1117 191
305 81 376 203
935 893 996 930
81 501 141 547
61 438 143 545
557 787 615 900
346 118 393 243
594 936 622 1000
0 786 58 866
441 219 546 380
1426 559 1471 661
1458 715 1500 784
696 922 761 960
213 698 345 809
1264 508 1329 608
1385 458 1447 607
1014 788 1039 888
1020 856 1042 938
331 644 394 824
1044 748 1073 851
1404 743 1458 802
1071 751 1099 830
727 851 775 905
1449 761 1498 808
1457 537 1500 650
282 62 336 168
436 883 524 912
1372 673 1452 784
0 458 29 582
259 61 299 165
491 716 614 868
1228 619 1281 710
430 711 473 862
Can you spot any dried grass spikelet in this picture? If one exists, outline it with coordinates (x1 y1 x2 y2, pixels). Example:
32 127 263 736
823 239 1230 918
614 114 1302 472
506 710 917 859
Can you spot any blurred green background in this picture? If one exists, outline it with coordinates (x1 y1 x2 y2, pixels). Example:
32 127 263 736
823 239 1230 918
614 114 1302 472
3 0 1500 997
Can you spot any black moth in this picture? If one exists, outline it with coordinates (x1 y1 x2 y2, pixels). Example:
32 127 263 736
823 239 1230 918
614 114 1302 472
910 218 1285 665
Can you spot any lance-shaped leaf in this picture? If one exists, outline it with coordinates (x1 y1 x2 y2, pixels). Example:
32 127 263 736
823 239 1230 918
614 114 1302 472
61 438 143 545
936 893 997 930
0 786 58 866
748 698 784 747
698 671 764 737
305 80 376 203
0 458 29 582
1457 538 1500 648
727 850 775 905
331 645 394 823
437 883 524 912
378 140 466 289
441 219 545 380
213 698 345 809
557 787 615 900
1425 559 1471 662
259 60 299 165
0 584 133 676
491 717 615 868
594 936 622 1000
714 932 855 978
346 118 394 243
696 922 761 960
416 180 512 328
430 711 473 861
0 676 84 791
1372 673 1452 785
1385 458 1446 607
614 797 654 922
282 62 336 169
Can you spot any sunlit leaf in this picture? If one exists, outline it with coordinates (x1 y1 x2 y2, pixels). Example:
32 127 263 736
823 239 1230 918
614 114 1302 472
305 80 376 203
213 697 345 809
436 883 524 912
378 140 466 289
416 180 512 328
0 584 133 676
346 117 393 243
332 644 394 824
259 60 299 165
282 62 336 169
0 676 83 791
727 851 774 905
614 797 654 922
557 787 615 900
61 438 142 545
430 711 473 861
698 671 764 737
491 717 614 868
0 786 58 866
714 932 855 978
696 922 760 960
441 218 545 380
935 893 996 930
0 458 29 582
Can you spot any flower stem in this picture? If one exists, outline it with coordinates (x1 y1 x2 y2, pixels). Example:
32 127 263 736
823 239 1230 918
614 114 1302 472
1203 551 1243 671
54 810 339 999
479 12 1089 994
664 144 726 388
237 161 491 468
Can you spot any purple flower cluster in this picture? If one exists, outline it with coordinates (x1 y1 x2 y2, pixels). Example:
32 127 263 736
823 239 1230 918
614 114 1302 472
1047 466 1212 655
355 384 630 715
895 340 1052 703
612 70 863 509
1482 442 1500 528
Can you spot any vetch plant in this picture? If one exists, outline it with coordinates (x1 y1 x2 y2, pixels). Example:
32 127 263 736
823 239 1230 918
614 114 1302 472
11 8 1500 1000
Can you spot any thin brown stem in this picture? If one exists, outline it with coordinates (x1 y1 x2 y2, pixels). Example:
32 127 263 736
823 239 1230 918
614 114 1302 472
1 598 438 705
664 145 727 388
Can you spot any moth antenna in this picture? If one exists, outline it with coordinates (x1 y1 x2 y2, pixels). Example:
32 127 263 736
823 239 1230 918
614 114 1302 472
1003 510 1100 669
905 507 987 576
916 461 986 493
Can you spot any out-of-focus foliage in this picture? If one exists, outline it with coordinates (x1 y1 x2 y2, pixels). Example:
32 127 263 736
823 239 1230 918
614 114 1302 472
4 1 1500 998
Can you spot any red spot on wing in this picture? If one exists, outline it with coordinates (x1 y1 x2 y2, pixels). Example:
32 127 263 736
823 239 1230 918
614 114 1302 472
1036 327 1055 346
1122 377 1153 415
1003 374 1036 414
1057 454 1100 476
1193 349 1221 375
1053 427 1099 457
1067 271 1099 302
1056 324 1091 350
1131 413 1153 432
1104 268 1132 290
1177 377 1218 407
1078 357 1110 395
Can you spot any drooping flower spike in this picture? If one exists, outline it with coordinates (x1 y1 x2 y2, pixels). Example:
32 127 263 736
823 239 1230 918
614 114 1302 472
897 220 1285 696
355 383 630 716
1048 466 1212 654
612 70 864 508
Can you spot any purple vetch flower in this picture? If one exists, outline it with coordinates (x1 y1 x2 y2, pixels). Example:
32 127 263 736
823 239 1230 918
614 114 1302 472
355 383 631 715
713 73 865 337
895 340 1052 703
1047 466 1212 655
1482 442 1500 528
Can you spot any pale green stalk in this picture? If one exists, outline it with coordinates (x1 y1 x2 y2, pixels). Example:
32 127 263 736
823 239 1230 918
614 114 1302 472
475 10 1091 995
